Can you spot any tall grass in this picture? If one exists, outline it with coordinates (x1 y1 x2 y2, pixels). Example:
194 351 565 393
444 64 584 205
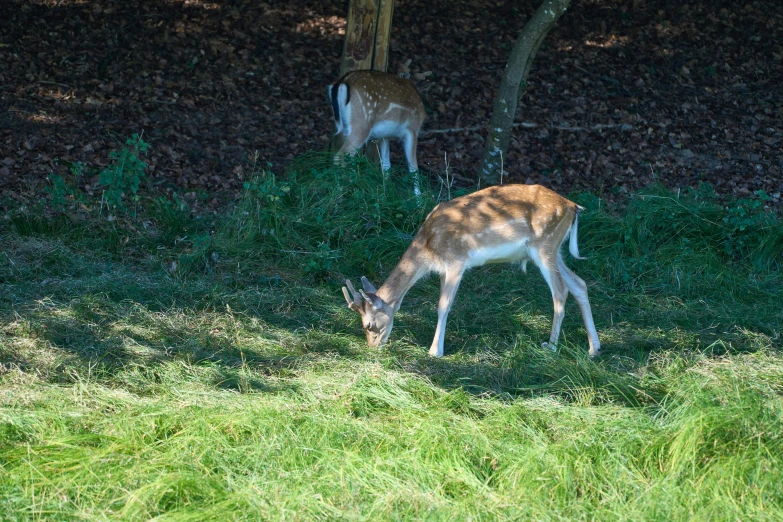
1 155 781 520
212 153 437 279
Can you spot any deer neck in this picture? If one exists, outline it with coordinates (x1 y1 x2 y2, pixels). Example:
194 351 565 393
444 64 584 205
377 244 432 312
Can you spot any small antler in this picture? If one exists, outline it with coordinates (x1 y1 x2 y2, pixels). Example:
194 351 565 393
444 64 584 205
342 279 363 312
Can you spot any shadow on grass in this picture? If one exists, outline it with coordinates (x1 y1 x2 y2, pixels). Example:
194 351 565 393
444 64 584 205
384 340 664 408
7 242 780 407
0 287 370 393
4 278 776 410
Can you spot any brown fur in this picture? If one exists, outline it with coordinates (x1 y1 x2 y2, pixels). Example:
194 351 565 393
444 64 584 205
329 70 425 172
343 184 600 358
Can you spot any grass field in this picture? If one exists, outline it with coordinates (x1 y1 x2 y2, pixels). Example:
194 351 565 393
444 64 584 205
1 154 782 520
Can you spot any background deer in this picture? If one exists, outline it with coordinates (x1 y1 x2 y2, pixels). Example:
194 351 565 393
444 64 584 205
328 70 426 193
342 184 601 357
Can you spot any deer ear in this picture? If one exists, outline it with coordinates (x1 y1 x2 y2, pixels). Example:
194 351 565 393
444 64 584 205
360 276 378 294
359 289 385 311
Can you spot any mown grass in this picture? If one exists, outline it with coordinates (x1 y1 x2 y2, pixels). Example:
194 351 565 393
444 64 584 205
1 154 782 520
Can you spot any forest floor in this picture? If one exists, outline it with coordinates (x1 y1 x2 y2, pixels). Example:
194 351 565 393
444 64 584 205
1 0 782 211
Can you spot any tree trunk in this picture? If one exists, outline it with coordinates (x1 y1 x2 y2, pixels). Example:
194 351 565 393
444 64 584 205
478 0 570 185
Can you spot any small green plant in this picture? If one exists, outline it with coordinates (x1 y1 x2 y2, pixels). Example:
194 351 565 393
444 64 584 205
46 161 86 209
176 232 216 276
241 170 292 235
722 190 774 259
687 181 717 202
724 191 771 231
572 190 602 212
303 241 339 277
99 133 150 211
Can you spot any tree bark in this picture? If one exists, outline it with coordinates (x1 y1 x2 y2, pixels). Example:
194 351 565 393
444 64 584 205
478 0 570 185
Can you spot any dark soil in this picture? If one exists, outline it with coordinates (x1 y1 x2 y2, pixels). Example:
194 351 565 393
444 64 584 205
1 0 781 211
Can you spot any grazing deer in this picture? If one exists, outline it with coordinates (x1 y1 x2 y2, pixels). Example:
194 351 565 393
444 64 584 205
328 70 426 193
342 184 600 357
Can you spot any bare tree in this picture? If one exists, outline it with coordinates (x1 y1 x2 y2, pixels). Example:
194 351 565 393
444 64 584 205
479 0 571 185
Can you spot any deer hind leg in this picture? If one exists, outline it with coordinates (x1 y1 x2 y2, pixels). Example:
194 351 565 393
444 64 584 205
429 265 465 357
402 130 419 172
531 250 568 351
558 256 600 356
378 138 391 173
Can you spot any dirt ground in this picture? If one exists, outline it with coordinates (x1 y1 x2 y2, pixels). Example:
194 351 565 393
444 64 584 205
1 0 781 210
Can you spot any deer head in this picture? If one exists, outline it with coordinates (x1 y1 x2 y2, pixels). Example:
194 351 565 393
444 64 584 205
342 276 395 348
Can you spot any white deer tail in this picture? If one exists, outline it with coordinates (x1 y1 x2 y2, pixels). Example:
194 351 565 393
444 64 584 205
328 82 350 136
568 208 586 260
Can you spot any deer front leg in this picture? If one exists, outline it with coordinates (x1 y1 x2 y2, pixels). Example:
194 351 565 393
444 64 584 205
403 131 422 198
429 266 464 357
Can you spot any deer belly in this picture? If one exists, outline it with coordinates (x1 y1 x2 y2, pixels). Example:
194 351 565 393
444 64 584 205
369 120 408 140
465 242 530 268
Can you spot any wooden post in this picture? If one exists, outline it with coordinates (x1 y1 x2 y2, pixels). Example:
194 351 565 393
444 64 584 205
339 0 376 75
372 0 395 72
339 0 395 75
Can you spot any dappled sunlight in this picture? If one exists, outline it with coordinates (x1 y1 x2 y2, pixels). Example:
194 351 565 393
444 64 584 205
0 281 369 387
30 0 223 8
178 0 222 8
11 108 64 125
2 242 782 518
8 83 118 127
295 15 346 36
583 34 631 49
599 323 697 353
511 310 557 337
35 85 76 101
25 0 88 5
556 34 630 52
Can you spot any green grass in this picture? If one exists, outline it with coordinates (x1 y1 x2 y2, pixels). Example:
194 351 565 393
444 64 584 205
1 155 782 520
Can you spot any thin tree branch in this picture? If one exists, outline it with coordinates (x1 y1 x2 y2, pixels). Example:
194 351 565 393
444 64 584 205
422 122 633 136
